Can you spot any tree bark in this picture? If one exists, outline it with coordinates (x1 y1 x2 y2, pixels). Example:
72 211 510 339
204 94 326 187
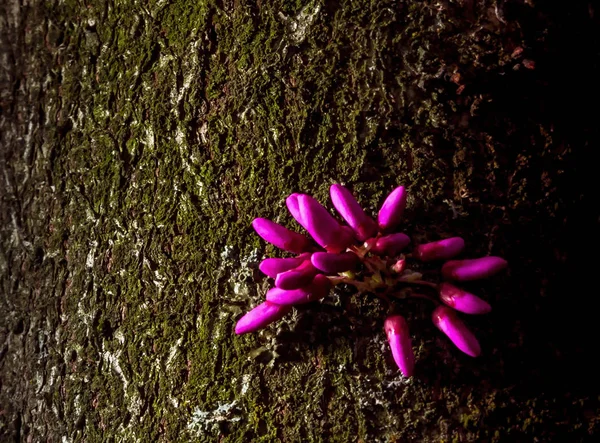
1 0 599 441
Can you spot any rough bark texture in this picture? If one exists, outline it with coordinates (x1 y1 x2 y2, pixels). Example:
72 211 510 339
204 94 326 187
1 0 599 441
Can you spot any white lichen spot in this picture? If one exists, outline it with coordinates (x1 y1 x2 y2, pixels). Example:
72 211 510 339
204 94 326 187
166 337 183 369
175 128 185 147
114 330 125 345
176 72 195 106
85 240 98 269
220 245 234 262
47 365 58 390
144 126 155 151
240 374 251 396
102 348 128 390
279 3 321 44
85 208 96 222
187 401 242 437
199 121 208 143
35 371 44 394
211 311 229 349
74 394 81 417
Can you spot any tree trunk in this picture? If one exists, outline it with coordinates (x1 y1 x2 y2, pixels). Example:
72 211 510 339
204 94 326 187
1 0 598 441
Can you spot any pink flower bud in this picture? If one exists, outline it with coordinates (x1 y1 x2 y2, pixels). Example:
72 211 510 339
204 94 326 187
266 274 332 305
275 259 318 290
311 251 359 274
252 218 310 253
391 258 406 273
432 306 481 357
370 233 411 256
414 237 465 262
298 194 351 253
442 256 508 281
378 186 407 231
259 253 311 278
235 301 292 335
384 315 415 377
439 283 491 314
330 184 377 241
286 193 308 231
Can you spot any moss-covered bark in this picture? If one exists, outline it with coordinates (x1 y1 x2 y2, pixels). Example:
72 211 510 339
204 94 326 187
2 0 599 441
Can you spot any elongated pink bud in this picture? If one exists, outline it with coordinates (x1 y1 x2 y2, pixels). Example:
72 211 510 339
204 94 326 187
298 195 350 253
378 186 407 231
311 251 359 274
259 253 311 278
275 259 318 290
370 233 411 256
391 258 406 273
432 306 481 357
286 193 308 231
235 301 292 335
439 283 491 314
442 256 507 281
414 237 465 262
330 184 377 241
266 274 332 305
384 315 414 377
252 218 310 253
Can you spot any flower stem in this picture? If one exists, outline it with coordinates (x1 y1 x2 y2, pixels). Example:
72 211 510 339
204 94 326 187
408 292 439 304
398 279 439 290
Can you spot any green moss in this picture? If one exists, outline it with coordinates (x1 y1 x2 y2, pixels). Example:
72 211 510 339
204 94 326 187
3 0 598 441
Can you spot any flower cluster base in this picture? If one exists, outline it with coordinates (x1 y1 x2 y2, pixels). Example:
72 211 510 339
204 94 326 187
236 184 507 377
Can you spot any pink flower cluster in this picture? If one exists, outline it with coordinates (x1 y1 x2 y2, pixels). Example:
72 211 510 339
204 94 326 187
236 184 507 377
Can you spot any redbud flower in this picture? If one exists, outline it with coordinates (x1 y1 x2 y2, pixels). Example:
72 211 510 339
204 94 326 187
235 301 292 335
252 218 310 253
432 306 481 357
311 251 359 274
259 253 311 278
242 183 506 374
266 274 332 305
330 184 377 241
391 258 406 273
438 283 491 314
298 194 351 253
384 315 415 377
286 193 308 231
371 233 411 257
275 259 318 290
378 186 407 231
442 256 508 281
414 237 465 262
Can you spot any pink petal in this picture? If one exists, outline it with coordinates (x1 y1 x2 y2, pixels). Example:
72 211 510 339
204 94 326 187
414 237 465 262
235 301 292 335
259 253 311 278
275 259 318 290
442 256 508 281
310 251 359 274
298 195 351 253
432 306 481 357
330 184 377 241
384 315 415 377
370 233 411 256
286 193 308 231
378 186 407 231
439 283 491 314
266 274 332 305
252 218 310 253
